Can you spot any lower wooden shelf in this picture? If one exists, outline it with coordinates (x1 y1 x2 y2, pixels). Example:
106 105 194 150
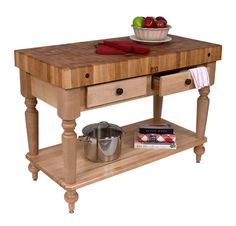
26 118 206 190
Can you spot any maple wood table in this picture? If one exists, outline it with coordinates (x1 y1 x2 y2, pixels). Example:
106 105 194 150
15 35 222 213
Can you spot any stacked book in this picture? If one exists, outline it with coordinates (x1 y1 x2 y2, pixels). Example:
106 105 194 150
134 124 176 149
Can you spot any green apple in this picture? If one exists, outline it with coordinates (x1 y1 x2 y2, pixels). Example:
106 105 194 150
132 16 144 27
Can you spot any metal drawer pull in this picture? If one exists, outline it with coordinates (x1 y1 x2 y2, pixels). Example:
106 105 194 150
116 88 124 95
185 79 192 85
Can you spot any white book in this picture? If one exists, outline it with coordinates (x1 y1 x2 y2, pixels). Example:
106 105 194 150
134 137 177 150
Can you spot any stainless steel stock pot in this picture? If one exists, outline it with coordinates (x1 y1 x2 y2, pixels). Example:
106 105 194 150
79 121 124 162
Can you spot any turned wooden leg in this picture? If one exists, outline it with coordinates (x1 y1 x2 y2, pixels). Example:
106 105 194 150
57 88 80 213
28 162 39 181
62 120 77 184
194 86 210 163
61 119 78 213
62 119 78 213
194 145 205 163
153 94 163 123
64 190 79 214
25 97 39 180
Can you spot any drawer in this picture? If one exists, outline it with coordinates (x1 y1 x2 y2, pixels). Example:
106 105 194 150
87 76 147 108
152 64 215 96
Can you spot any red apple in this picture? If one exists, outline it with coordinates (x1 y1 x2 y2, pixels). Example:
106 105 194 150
155 19 167 28
143 17 155 28
156 16 167 24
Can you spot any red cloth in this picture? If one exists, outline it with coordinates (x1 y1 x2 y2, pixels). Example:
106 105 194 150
103 40 133 52
95 44 126 55
96 40 150 55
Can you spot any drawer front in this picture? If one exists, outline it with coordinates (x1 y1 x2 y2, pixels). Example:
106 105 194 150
153 64 215 96
159 70 195 96
87 77 147 108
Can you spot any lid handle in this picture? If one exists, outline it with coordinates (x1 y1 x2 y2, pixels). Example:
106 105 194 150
97 121 111 139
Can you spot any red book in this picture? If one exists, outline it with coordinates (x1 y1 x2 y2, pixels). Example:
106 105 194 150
137 133 176 143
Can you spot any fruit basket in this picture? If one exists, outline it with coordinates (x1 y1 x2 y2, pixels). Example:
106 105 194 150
132 16 171 41
132 25 171 41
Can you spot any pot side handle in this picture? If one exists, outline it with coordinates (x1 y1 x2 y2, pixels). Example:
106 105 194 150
78 135 91 143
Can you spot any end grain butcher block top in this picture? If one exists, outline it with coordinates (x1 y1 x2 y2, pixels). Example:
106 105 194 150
14 35 222 89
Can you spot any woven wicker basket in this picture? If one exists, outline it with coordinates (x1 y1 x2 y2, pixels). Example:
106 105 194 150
132 25 171 41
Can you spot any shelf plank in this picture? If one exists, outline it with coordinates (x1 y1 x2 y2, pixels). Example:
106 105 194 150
27 118 206 190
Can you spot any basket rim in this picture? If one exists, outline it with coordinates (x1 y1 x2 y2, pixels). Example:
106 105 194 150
132 25 171 30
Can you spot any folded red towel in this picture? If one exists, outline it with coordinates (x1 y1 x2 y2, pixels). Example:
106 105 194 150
131 44 150 54
103 40 133 52
96 40 150 55
95 44 126 55
103 40 150 54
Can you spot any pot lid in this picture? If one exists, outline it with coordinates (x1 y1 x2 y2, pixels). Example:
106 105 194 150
82 121 123 136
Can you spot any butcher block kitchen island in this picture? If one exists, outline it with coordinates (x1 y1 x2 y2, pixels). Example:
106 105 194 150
14 35 222 213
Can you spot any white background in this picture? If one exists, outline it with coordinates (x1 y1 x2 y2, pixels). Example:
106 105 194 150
0 0 235 225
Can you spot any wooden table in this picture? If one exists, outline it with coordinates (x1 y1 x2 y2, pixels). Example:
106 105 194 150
14 35 222 213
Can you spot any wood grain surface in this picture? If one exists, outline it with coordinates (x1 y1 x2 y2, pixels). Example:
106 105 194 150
15 35 222 89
